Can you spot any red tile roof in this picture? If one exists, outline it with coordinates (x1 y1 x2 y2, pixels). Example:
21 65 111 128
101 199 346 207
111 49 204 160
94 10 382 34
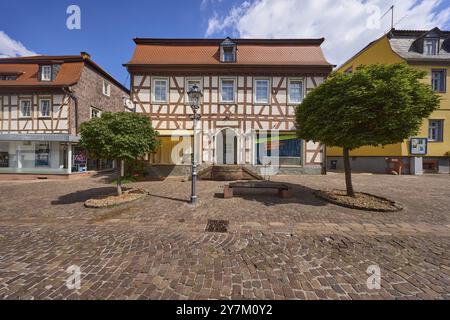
0 59 83 87
0 54 129 93
126 38 332 66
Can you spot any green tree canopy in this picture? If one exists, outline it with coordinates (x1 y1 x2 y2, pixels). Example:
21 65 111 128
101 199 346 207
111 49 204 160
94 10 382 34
296 63 440 196
80 112 159 195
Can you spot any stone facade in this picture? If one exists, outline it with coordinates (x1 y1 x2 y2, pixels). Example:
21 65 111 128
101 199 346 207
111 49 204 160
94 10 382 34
70 64 128 135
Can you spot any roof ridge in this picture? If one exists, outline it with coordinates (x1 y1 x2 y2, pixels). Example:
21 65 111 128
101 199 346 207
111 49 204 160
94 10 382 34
0 55 85 64
133 38 325 46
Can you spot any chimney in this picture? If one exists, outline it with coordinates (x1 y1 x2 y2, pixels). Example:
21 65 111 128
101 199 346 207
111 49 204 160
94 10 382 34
80 52 91 59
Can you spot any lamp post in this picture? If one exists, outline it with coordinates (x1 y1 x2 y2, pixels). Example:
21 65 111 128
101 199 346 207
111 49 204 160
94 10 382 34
187 84 203 204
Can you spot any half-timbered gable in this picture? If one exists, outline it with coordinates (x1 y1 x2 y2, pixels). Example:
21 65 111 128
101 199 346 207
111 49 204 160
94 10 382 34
0 53 129 178
125 38 332 174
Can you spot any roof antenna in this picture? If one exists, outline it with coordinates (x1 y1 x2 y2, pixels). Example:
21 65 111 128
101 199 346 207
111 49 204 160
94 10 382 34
381 5 394 30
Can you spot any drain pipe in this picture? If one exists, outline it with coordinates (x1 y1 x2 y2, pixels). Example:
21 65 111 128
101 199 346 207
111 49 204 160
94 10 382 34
63 87 79 135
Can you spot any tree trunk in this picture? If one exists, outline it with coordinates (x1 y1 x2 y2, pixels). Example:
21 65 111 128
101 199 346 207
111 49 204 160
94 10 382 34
343 147 355 197
116 159 122 196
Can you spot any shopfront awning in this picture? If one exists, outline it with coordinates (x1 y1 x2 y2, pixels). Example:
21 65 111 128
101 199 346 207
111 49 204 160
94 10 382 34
0 133 80 143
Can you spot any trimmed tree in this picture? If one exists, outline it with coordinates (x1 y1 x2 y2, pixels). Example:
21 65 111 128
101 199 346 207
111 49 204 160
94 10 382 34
80 112 159 195
296 63 440 197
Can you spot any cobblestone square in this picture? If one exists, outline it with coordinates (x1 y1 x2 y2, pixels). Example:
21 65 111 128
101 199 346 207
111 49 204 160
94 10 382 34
0 173 449 300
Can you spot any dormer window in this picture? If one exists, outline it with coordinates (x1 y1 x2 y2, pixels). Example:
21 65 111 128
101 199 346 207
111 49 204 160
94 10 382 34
0 75 17 80
223 47 235 62
424 39 439 55
41 65 52 81
220 38 236 63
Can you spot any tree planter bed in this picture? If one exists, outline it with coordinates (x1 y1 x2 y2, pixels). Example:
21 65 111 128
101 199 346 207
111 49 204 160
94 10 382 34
84 189 147 208
315 190 403 212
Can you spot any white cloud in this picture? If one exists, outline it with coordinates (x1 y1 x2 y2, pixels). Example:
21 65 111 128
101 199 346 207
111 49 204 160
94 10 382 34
0 31 36 58
206 2 252 37
205 0 450 67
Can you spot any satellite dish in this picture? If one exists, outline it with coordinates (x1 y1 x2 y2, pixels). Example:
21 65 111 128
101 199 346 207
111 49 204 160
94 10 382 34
123 97 135 111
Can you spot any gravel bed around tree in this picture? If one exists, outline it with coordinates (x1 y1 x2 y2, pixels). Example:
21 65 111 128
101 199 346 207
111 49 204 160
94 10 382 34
315 190 403 212
84 189 147 208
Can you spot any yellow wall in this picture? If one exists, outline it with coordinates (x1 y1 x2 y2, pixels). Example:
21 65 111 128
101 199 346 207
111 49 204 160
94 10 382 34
151 136 193 165
338 36 404 72
328 36 450 158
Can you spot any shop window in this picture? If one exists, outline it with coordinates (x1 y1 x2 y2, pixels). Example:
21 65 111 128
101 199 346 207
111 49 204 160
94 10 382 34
256 131 302 166
35 143 50 167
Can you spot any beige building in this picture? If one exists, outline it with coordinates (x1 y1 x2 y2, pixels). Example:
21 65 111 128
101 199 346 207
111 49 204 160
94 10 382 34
125 37 333 176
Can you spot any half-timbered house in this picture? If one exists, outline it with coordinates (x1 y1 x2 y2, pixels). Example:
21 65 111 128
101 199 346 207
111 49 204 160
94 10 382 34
125 38 333 176
0 53 129 179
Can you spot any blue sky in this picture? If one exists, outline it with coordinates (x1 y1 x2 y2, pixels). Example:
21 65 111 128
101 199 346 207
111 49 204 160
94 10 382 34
1 0 449 88
0 0 226 86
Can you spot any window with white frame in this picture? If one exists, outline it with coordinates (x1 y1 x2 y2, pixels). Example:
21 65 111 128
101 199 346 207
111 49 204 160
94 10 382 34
424 39 439 55
103 80 111 96
186 79 202 104
254 79 270 104
432 70 446 92
40 99 51 117
288 79 304 104
220 78 235 103
41 65 52 81
222 47 235 62
90 107 101 119
220 38 237 63
153 78 168 103
428 120 444 142
20 100 31 117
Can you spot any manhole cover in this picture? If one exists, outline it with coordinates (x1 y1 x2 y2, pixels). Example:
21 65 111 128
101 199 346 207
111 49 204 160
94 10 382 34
206 219 229 233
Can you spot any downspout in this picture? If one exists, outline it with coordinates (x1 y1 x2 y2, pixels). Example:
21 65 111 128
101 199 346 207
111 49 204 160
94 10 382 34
63 87 79 135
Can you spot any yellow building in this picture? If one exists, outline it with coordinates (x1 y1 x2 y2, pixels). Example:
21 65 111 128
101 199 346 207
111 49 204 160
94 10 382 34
327 28 450 174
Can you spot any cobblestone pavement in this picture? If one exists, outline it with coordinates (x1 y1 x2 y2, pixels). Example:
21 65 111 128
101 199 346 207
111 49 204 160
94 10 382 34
0 173 449 300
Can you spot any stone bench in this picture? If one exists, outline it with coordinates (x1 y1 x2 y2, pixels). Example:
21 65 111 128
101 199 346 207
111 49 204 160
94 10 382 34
223 181 293 199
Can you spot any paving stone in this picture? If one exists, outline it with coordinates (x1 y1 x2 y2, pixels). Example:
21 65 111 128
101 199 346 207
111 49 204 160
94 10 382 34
0 173 449 300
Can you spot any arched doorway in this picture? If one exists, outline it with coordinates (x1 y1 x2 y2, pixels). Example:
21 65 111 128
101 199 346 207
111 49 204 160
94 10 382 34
215 128 238 165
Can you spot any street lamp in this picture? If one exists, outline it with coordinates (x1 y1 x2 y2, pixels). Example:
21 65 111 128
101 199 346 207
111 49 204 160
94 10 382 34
187 84 203 204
